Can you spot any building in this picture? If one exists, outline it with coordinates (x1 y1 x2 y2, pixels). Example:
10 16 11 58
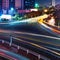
52 0 55 7
1 0 24 10
15 0 21 9
0 0 2 14
15 0 24 9
2 0 9 9
0 0 35 14
24 0 35 9
1 0 35 10
9 0 15 9
0 0 2 10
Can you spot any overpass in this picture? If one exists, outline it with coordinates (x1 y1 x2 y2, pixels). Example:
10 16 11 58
0 15 60 60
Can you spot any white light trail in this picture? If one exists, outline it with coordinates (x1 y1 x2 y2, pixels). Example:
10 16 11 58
1 14 12 20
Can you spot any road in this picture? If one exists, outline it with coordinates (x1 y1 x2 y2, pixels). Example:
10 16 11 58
0 20 60 37
0 31 60 59
0 29 60 59
0 18 60 59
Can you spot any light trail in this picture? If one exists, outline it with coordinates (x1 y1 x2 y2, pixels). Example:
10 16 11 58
0 29 60 50
43 22 60 34
9 16 39 25
0 14 48 25
38 21 60 36
0 29 60 40
14 31 60 40
0 29 60 57
0 29 60 41
0 29 60 49
13 35 60 47
0 49 29 60
0 51 17 60
12 37 60 56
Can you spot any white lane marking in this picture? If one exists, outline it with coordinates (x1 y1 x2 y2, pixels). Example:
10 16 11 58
14 31 60 40
0 29 60 40
13 37 60 56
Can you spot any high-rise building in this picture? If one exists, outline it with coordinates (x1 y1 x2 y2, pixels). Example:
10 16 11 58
15 0 24 9
1 0 35 10
9 0 15 9
2 0 9 9
1 0 24 10
0 0 2 9
0 0 2 14
52 0 55 7
24 0 35 9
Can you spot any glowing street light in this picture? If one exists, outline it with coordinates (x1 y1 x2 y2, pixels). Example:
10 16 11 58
44 9 48 13
30 9 38 11
1 14 12 20
35 3 39 8
9 8 15 15
11 8 14 11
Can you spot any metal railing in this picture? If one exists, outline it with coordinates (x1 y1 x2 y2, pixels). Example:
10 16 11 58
0 33 50 60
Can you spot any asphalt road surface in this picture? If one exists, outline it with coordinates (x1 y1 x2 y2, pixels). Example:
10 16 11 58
0 21 60 60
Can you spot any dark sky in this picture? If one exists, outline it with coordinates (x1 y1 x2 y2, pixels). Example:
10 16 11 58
56 0 60 4
36 0 51 6
35 0 60 6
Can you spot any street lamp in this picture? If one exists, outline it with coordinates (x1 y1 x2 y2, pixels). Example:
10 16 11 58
11 8 14 11
35 3 39 8
9 7 15 15
44 9 48 13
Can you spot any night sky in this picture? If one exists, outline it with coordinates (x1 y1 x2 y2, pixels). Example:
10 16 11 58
36 0 60 6
56 0 60 4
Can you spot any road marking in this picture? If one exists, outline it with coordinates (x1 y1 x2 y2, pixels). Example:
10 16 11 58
13 37 60 56
14 31 60 40
25 33 60 40
0 29 60 40
14 35 60 47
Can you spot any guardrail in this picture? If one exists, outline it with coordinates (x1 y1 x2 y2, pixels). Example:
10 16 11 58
0 33 50 60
